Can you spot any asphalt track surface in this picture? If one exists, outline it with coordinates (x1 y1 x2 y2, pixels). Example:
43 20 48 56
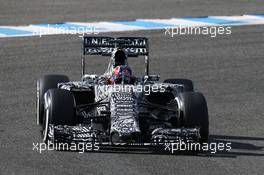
0 1 264 175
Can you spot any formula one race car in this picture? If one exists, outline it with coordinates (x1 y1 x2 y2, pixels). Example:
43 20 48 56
36 36 209 148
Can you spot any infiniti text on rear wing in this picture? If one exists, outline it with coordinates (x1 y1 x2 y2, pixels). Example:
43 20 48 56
83 37 149 56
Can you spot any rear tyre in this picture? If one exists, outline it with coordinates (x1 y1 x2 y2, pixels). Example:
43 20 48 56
180 92 209 142
42 89 75 143
36 74 69 126
163 79 194 92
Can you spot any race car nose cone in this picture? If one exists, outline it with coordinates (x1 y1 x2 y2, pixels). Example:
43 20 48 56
110 131 141 145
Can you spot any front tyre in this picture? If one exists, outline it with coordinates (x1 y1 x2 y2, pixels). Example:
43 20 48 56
42 89 75 143
36 74 69 126
180 92 209 142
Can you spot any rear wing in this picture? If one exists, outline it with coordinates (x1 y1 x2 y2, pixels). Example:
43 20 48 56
81 36 149 76
83 36 148 56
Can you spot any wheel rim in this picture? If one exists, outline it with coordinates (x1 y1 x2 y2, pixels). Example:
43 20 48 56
43 105 50 143
36 81 40 125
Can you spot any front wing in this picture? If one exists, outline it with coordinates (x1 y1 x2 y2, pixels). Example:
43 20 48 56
47 124 200 146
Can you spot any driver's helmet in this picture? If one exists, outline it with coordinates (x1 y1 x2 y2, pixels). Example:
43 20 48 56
112 49 127 67
110 65 133 84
